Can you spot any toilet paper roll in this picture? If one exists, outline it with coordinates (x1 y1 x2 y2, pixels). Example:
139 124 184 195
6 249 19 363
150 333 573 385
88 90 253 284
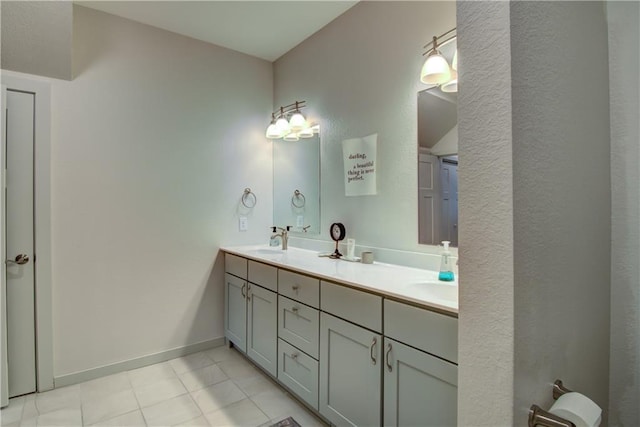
549 392 602 427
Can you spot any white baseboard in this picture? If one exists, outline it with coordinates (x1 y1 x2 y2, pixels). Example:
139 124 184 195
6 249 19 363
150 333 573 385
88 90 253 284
54 337 225 388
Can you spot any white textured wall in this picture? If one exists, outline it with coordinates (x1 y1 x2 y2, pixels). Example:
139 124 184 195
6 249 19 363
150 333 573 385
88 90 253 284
1 1 73 80
510 2 611 421
50 6 273 377
456 2 515 425
273 1 455 254
607 1 640 426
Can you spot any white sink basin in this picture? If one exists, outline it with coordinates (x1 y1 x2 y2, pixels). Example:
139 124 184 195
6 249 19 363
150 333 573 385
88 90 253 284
246 248 286 256
406 281 458 304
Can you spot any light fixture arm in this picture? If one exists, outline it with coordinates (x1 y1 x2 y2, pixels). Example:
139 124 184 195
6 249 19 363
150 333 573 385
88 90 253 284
422 27 457 56
271 100 306 118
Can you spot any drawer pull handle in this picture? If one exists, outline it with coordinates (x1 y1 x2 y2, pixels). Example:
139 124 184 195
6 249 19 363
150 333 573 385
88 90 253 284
292 284 300 292
385 343 393 372
370 337 377 365
292 307 299 313
241 283 246 298
291 353 299 360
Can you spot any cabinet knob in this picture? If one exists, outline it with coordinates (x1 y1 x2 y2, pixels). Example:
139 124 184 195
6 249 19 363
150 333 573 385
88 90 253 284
291 353 299 360
292 284 300 292
292 306 299 313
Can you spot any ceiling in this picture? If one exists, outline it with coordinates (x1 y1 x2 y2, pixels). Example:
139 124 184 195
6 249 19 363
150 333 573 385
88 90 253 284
75 1 358 62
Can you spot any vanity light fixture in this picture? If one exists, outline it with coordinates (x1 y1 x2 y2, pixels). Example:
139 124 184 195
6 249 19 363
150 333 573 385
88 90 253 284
420 27 458 92
266 101 318 141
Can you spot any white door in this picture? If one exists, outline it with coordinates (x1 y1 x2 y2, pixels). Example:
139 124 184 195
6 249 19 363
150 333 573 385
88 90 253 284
418 152 439 245
439 159 458 247
3 88 37 398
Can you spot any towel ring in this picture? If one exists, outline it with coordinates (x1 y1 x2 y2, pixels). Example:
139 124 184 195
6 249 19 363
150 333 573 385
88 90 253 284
291 190 306 208
241 188 257 208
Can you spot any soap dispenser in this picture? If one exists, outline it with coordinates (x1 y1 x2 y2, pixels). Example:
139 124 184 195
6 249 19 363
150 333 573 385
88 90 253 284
438 241 455 282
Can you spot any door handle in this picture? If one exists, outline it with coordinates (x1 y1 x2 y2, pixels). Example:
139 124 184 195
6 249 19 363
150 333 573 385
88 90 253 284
385 343 393 372
241 283 246 298
370 337 377 365
247 284 251 300
6 254 29 265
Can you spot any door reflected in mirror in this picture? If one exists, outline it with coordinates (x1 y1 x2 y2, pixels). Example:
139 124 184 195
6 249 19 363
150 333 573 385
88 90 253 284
418 87 458 247
273 134 321 235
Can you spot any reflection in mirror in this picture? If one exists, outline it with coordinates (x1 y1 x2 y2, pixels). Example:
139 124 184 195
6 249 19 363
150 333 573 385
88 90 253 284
273 134 320 234
418 87 458 247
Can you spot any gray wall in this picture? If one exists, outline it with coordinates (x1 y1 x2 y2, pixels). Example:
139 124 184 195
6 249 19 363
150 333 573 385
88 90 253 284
1 1 73 80
607 1 640 425
47 6 273 379
457 1 612 424
510 1 611 421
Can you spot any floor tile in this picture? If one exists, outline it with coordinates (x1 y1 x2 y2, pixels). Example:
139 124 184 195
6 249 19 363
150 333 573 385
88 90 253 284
203 398 269 427
169 352 215 375
82 388 139 425
173 415 210 427
80 372 132 403
19 401 38 422
90 409 146 426
231 373 283 398
134 377 187 408
249 390 305 420
1 397 25 426
216 358 260 381
179 364 228 392
34 384 81 415
190 380 246 415
33 408 82 427
128 361 177 389
204 347 242 364
142 394 201 427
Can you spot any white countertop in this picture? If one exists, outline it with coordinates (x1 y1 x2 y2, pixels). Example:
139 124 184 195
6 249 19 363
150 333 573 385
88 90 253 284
221 245 458 316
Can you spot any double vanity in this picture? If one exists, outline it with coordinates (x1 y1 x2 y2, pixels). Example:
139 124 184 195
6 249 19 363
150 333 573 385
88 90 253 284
222 245 458 426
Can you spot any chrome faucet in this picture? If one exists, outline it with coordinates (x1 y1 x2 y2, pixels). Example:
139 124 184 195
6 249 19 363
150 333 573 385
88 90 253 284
270 226 292 250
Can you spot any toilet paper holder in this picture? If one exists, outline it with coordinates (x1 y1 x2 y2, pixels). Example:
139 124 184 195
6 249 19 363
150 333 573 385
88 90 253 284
528 380 576 427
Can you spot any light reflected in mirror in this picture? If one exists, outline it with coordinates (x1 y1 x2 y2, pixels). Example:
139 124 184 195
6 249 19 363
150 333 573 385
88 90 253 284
273 134 320 235
418 58 458 247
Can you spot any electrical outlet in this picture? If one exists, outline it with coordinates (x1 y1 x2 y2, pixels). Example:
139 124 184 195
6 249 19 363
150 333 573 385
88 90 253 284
239 216 248 231
296 215 304 228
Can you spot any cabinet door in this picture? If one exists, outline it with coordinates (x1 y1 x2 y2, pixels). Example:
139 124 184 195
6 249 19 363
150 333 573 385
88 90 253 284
319 313 382 427
247 284 278 377
383 338 457 427
225 273 247 353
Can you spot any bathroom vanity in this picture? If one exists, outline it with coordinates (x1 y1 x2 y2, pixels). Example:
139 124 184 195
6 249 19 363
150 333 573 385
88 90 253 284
221 245 458 427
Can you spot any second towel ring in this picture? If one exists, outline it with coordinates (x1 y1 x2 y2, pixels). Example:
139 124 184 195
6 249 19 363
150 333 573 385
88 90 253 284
241 188 257 208
291 190 306 208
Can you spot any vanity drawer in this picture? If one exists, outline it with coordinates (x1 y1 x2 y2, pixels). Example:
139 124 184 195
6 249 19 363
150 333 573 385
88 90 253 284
278 296 319 359
248 260 277 292
384 299 458 364
278 339 319 410
278 270 320 308
320 281 382 333
225 254 247 279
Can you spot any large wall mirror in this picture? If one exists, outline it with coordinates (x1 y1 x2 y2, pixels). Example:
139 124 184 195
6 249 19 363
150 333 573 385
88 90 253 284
418 41 458 246
273 134 321 234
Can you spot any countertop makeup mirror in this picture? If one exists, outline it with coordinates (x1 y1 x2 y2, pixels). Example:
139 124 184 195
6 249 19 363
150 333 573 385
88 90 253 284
418 40 458 247
273 134 321 234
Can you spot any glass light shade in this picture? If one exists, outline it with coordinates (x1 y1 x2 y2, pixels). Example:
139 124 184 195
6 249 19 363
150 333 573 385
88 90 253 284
275 116 290 134
266 123 282 139
289 112 307 132
452 49 458 71
283 132 299 142
420 51 451 85
298 127 314 138
441 70 458 93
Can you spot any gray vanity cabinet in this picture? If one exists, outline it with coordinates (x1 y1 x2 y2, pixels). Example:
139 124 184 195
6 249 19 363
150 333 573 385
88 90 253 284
383 338 457 427
319 312 382 427
224 272 247 353
246 283 278 377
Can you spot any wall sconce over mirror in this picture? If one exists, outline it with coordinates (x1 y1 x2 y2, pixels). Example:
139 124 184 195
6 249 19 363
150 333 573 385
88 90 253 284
420 28 457 93
266 100 319 141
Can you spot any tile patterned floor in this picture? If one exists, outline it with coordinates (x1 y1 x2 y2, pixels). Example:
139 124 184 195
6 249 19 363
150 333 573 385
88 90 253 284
0 346 328 427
